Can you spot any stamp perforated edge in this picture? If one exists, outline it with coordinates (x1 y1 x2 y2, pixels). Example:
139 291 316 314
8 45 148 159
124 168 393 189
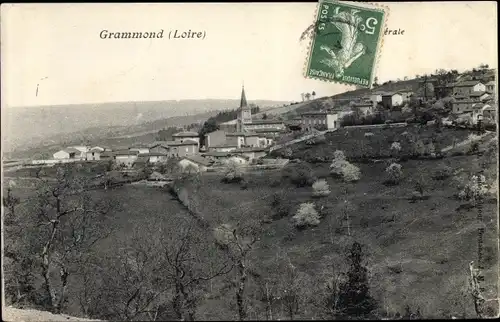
302 0 390 89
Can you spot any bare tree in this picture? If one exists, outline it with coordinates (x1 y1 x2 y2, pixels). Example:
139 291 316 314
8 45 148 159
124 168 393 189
31 164 113 313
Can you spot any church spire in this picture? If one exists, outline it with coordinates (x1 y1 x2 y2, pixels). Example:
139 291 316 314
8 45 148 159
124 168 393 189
240 85 248 108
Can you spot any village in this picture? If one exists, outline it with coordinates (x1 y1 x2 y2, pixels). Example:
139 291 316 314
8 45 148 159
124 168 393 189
11 66 496 183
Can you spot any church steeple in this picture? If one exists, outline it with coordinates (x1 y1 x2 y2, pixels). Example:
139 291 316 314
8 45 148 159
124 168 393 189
237 85 252 132
240 85 248 108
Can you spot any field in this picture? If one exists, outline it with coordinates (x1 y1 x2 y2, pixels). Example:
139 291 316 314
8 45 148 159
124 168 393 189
3 124 498 320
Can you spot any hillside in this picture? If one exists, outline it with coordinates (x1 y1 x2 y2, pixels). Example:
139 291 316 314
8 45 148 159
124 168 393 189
1 99 290 155
2 306 100 321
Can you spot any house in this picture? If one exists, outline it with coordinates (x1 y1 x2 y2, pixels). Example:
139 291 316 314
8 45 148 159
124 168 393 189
149 141 170 155
178 155 214 172
145 152 168 164
370 92 385 106
352 103 374 116
226 132 262 148
210 144 239 152
129 145 150 155
485 80 495 93
172 131 200 147
202 151 234 162
114 150 140 168
86 147 103 161
300 111 339 131
243 119 286 132
398 89 414 101
100 151 114 160
381 92 404 108
68 146 89 159
435 83 455 98
452 100 477 114
167 139 199 157
453 81 486 97
204 130 227 149
225 155 250 166
231 147 267 161
53 147 80 160
469 91 491 102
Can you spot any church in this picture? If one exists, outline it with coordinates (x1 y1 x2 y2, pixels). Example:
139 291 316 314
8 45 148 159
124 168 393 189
220 86 287 134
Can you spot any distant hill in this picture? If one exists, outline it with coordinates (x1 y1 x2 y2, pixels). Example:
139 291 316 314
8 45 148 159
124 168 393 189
1 99 289 155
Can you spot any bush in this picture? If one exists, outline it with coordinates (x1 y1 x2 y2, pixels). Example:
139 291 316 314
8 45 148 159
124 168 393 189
312 179 331 197
330 154 361 183
281 163 316 187
385 163 403 185
292 202 320 228
432 165 453 180
221 161 243 183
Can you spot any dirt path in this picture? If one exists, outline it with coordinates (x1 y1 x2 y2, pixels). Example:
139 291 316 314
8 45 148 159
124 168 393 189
2 306 101 322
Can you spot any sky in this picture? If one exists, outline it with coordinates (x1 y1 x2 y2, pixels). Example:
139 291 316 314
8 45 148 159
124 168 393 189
1 2 497 107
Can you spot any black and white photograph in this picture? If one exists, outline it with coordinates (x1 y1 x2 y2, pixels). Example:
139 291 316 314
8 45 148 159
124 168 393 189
1 2 498 321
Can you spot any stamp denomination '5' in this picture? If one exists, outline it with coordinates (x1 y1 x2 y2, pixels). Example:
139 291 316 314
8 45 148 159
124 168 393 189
305 0 386 87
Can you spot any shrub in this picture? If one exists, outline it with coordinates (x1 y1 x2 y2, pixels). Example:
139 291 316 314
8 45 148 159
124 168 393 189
412 140 426 157
312 179 331 197
222 161 243 183
458 174 488 206
292 202 320 228
270 191 292 219
364 132 374 137
330 158 361 182
281 162 316 187
467 141 480 155
385 163 403 185
390 142 402 154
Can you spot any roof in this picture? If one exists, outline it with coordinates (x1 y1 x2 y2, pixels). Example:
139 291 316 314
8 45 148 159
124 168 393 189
134 156 150 164
167 139 199 146
68 146 89 153
115 150 140 156
353 103 373 108
147 152 168 156
252 128 285 133
482 104 496 111
486 80 496 86
210 143 238 148
454 80 483 87
226 131 259 137
381 91 403 97
301 111 336 116
452 100 479 104
61 147 80 154
204 130 226 137
129 144 150 149
248 119 284 125
203 151 233 157
101 151 114 158
148 141 170 149
233 147 267 153
240 86 248 108
181 155 213 167
470 91 488 97
89 147 103 153
172 131 199 137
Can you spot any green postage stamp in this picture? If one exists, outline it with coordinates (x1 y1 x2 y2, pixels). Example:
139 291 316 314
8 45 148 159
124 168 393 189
304 0 386 87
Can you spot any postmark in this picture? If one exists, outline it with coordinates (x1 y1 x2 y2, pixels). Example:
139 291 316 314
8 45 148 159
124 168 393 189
303 0 387 87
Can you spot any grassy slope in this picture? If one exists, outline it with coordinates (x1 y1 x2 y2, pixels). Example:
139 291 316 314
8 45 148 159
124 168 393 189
180 127 498 319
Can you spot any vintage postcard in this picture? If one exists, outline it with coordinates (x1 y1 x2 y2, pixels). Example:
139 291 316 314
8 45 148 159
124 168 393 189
1 2 498 321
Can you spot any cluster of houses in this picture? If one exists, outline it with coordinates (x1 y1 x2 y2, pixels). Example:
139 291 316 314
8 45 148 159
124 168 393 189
447 80 496 124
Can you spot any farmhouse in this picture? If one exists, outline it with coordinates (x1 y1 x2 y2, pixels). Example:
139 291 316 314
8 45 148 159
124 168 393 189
145 152 168 164
352 103 374 116
210 144 239 152
482 103 497 120
453 80 486 97
381 92 404 108
204 130 227 149
68 146 89 159
300 111 339 131
53 147 80 160
167 140 198 157
226 132 262 148
86 147 103 161
114 150 140 168
178 155 213 172
435 83 455 98
172 131 200 147
149 141 170 155
231 147 267 161
370 91 385 105
452 100 477 114
129 145 150 155
469 91 491 101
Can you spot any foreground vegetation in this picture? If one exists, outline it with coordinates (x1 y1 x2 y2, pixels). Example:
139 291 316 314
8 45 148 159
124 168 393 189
3 124 498 320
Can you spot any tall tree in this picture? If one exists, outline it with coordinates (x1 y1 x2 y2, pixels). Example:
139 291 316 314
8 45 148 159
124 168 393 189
305 93 312 101
311 91 316 100
336 242 377 319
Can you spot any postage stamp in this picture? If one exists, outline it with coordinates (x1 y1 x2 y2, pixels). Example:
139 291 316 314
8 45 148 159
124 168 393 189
304 0 387 87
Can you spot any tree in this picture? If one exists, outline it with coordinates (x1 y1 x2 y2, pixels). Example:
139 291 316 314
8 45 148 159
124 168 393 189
312 179 331 197
311 91 316 100
385 163 403 185
262 113 268 120
305 93 312 101
373 77 379 87
292 202 321 228
336 242 377 319
199 118 220 147
301 93 305 102
31 164 114 313
213 212 263 321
